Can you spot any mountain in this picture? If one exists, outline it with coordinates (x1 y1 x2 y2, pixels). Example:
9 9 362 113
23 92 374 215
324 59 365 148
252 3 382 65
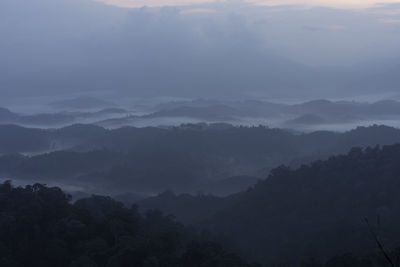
285 114 326 126
2 124 400 196
0 125 50 154
0 108 128 128
50 96 116 110
146 105 241 121
97 99 400 130
202 176 260 196
0 107 18 122
149 100 287 119
139 144 400 265
4 99 400 130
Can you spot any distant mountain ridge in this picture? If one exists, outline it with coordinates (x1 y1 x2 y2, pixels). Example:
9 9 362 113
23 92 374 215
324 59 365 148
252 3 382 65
0 107 128 127
4 98 400 130
50 96 116 110
96 99 400 130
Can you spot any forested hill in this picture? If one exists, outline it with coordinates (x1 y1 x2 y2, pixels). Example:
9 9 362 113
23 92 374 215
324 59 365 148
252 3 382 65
139 144 400 265
2 124 400 195
2 123 400 156
0 182 257 267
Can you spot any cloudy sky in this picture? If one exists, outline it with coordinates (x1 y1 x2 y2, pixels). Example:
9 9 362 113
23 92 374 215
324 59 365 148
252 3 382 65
97 0 400 8
1 0 400 99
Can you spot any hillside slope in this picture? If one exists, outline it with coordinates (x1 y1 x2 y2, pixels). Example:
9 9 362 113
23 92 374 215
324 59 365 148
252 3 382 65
140 144 400 264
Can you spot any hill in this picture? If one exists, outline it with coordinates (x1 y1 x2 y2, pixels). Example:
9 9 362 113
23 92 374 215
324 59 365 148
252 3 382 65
139 144 400 265
0 182 256 267
50 96 115 110
2 124 400 195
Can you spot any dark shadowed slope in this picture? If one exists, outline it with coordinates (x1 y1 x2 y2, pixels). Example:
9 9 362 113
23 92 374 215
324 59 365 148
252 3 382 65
2 124 400 195
139 144 400 265
0 182 257 267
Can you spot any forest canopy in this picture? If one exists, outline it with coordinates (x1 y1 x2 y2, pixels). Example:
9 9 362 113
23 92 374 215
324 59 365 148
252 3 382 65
0 182 256 267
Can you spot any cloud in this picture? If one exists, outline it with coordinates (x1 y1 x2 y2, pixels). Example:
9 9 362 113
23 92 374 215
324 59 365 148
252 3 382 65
1 0 400 99
97 0 400 9
379 17 400 23
245 0 400 9
96 0 216 8
180 8 217 14
303 24 346 31
369 8 400 15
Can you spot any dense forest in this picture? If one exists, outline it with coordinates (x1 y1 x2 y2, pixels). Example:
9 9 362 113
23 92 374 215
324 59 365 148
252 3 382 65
0 182 257 267
2 115 400 266
3 142 400 266
140 144 400 265
2 124 400 195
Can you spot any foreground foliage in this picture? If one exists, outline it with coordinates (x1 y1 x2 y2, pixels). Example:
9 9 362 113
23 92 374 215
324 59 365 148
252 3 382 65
0 182 256 267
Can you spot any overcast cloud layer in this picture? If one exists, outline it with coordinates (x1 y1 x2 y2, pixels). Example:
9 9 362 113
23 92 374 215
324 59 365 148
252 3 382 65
99 0 400 8
1 0 399 99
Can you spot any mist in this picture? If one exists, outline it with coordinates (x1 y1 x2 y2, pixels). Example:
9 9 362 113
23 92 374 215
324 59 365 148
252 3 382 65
3 1 400 266
1 0 400 101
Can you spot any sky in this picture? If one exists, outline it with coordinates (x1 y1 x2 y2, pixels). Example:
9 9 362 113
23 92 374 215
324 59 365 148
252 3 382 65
1 0 400 100
98 0 400 9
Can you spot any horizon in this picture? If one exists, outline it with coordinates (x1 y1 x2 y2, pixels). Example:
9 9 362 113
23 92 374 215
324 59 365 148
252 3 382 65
1 0 400 99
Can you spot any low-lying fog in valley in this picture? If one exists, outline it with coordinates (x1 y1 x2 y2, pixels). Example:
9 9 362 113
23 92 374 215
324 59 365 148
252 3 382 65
3 0 400 265
3 94 400 131
3 94 400 202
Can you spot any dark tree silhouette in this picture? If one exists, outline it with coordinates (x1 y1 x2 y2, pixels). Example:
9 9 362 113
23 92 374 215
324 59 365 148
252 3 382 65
0 181 257 267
